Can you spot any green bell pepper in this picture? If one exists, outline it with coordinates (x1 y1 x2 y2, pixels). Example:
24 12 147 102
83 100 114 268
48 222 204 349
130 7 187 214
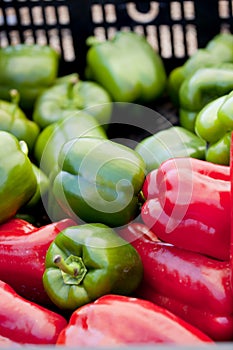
134 126 206 174
195 95 229 144
217 90 233 129
85 31 167 102
34 111 107 176
43 223 143 310
52 136 146 227
0 44 59 110
32 74 112 129
179 109 198 132
25 164 49 208
0 89 40 151
0 131 37 223
205 131 231 165
179 64 233 112
168 33 233 106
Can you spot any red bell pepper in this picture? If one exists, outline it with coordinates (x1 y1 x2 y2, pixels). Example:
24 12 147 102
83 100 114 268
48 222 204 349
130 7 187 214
141 157 231 261
0 218 76 306
56 294 213 346
119 222 233 341
0 280 67 344
135 286 233 342
0 217 36 238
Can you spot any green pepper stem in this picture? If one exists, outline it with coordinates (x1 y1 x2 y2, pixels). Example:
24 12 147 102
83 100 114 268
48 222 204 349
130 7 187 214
53 254 78 277
67 76 79 100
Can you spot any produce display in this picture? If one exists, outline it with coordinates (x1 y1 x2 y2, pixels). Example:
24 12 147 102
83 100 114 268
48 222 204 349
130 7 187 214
0 27 233 347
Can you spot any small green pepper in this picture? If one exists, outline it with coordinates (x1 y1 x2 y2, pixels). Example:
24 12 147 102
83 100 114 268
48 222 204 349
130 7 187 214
43 223 143 310
34 111 107 176
0 131 37 223
52 136 146 227
0 90 40 151
32 74 112 129
0 44 59 110
85 31 167 102
134 126 206 174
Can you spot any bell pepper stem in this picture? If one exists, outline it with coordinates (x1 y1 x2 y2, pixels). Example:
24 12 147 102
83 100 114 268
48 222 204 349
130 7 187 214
53 254 78 276
10 89 20 118
67 76 79 101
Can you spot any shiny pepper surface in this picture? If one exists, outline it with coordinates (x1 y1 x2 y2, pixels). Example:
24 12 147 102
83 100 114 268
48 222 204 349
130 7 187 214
43 223 143 310
141 157 231 261
0 44 59 110
85 31 167 102
52 136 146 227
0 131 37 224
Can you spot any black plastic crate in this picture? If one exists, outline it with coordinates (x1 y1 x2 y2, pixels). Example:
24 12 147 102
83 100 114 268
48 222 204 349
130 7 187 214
0 0 233 78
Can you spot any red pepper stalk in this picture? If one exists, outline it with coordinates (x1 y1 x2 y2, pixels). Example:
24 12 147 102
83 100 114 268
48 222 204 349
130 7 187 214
141 157 231 261
0 218 76 306
56 294 213 346
0 280 67 344
118 222 233 341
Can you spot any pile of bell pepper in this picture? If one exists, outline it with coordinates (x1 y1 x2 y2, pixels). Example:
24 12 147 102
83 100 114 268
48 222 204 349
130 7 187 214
0 29 233 347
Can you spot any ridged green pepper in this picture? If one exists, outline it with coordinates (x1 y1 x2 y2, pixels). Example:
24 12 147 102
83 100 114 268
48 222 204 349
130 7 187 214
0 44 59 110
0 131 37 223
52 137 146 227
32 74 112 129
0 90 40 151
85 31 167 102
168 33 233 106
34 112 107 176
43 223 143 310
195 90 233 165
179 65 233 112
135 126 206 174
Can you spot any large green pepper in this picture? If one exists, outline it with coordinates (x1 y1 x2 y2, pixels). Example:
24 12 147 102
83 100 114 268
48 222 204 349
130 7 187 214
34 112 107 176
168 33 233 106
43 223 143 310
52 137 146 227
135 126 206 174
0 90 40 151
0 131 37 223
32 74 112 129
85 31 167 102
0 44 59 110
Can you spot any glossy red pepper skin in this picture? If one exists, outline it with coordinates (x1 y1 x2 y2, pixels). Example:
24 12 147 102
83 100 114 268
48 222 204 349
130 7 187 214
0 280 67 344
118 223 233 341
135 285 233 342
0 218 76 305
56 294 213 346
141 157 231 261
0 217 36 238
